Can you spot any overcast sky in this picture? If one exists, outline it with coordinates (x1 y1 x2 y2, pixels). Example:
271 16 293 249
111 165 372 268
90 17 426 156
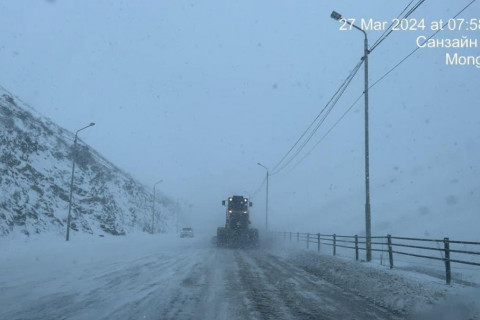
1 0 479 237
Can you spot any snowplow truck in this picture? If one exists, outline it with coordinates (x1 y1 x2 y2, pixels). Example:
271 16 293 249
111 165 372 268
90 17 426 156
217 195 259 248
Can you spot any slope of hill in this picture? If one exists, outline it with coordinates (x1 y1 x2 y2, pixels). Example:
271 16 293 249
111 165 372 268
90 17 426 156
0 86 178 237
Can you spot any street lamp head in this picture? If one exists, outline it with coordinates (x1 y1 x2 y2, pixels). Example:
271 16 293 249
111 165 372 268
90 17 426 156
331 11 342 21
257 162 267 170
75 122 96 137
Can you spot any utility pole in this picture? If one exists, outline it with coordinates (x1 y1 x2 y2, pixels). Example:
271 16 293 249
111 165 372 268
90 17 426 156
66 122 95 241
331 10 371 261
152 180 163 234
257 163 269 231
176 211 179 233
363 29 372 262
265 171 269 230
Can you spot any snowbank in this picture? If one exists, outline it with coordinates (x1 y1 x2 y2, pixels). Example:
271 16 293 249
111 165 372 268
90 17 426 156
265 237 480 319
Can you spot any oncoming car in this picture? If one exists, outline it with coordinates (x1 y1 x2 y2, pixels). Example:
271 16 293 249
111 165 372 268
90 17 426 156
180 227 194 238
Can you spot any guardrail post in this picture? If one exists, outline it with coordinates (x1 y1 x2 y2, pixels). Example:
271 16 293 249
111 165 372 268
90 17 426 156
289 232 292 241
317 233 321 252
333 234 336 256
444 237 451 285
355 235 359 261
387 234 393 269
297 232 299 243
307 233 310 249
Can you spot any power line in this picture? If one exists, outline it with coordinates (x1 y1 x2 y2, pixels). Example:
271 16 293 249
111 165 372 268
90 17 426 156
271 60 363 176
270 60 364 174
282 93 364 178
272 61 363 175
271 0 476 179
256 0 477 191
270 1 427 178
252 61 363 192
284 0 425 172
371 0 416 49
250 176 267 201
370 0 426 52
283 0 477 176
370 0 477 89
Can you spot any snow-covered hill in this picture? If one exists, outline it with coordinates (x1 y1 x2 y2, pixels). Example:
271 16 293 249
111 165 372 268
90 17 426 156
0 86 179 237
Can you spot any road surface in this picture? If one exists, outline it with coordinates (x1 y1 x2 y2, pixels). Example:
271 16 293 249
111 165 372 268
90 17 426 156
0 234 406 320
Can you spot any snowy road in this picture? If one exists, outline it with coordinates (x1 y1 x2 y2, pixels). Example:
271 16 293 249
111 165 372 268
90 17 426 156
0 234 410 320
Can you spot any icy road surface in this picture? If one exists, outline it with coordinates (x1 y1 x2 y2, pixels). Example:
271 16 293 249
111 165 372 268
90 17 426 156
1 233 478 320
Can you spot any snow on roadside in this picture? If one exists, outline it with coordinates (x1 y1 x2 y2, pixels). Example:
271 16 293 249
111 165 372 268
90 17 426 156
0 231 202 283
265 237 480 319
2 231 478 319
0 232 203 318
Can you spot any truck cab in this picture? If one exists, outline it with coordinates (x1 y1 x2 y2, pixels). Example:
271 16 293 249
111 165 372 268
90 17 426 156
222 196 252 230
218 195 257 248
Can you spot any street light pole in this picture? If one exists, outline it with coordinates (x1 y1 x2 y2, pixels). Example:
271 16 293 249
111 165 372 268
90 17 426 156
66 122 95 241
331 11 372 261
176 210 179 234
152 180 163 233
257 163 269 231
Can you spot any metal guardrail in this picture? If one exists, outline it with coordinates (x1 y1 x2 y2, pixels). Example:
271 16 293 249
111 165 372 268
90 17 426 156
275 231 480 285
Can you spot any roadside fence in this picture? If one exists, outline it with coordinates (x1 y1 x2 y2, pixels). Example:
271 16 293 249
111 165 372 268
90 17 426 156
275 231 480 285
